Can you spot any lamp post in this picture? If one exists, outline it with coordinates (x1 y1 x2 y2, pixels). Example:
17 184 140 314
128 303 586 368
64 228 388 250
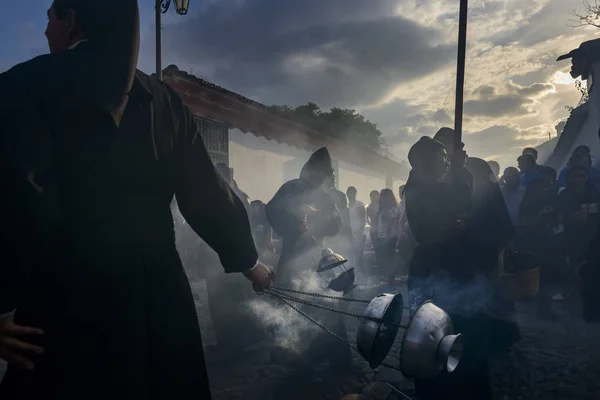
156 0 190 81
453 0 468 150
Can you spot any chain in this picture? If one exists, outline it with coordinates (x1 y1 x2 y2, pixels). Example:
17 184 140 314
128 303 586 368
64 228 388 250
270 291 412 400
269 286 372 303
270 291 359 352
267 289 384 323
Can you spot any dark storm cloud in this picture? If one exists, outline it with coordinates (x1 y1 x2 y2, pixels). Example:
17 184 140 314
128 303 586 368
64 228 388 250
431 108 452 123
163 0 455 107
465 94 534 118
465 82 554 118
473 85 496 98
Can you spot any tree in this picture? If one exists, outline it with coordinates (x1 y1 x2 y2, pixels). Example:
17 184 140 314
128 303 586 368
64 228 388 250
571 1 600 28
268 103 386 154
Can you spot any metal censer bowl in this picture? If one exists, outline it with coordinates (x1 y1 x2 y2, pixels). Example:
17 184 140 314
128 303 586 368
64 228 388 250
356 293 404 368
399 301 464 379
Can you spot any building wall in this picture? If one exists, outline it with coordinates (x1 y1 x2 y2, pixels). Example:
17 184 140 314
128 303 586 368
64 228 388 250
556 63 600 169
228 129 400 204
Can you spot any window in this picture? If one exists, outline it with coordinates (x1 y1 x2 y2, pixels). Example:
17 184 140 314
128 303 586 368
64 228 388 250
194 116 229 165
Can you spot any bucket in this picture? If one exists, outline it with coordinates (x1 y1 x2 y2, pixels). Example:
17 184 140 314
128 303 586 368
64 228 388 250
501 267 540 300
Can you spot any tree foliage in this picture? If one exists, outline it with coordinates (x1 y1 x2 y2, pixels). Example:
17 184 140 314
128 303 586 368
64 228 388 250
570 1 600 28
268 102 386 154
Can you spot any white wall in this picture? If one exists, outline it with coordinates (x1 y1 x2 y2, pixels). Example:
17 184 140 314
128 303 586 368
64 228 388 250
228 129 400 204
559 62 600 169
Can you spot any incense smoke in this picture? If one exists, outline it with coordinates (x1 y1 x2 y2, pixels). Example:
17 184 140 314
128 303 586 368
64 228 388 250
248 269 346 354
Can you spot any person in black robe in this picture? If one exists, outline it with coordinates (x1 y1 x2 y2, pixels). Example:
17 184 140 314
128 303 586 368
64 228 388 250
464 157 520 362
0 1 274 398
266 147 352 369
406 138 499 400
266 148 341 286
519 178 566 319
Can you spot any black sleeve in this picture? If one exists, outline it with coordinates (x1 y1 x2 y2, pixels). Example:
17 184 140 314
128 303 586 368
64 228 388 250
171 88 257 274
266 180 306 239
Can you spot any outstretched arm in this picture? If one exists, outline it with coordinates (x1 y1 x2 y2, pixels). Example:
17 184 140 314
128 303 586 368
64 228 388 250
171 89 258 274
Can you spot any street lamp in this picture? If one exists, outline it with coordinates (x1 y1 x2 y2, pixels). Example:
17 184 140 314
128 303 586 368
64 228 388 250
156 0 191 81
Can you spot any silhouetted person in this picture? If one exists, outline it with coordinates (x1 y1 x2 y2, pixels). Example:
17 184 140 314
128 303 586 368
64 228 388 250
519 179 564 320
0 1 273 398
366 190 380 263
433 127 473 189
376 189 399 287
518 153 548 188
406 137 497 400
346 186 366 284
501 167 526 227
266 147 351 369
487 160 500 181
556 166 600 267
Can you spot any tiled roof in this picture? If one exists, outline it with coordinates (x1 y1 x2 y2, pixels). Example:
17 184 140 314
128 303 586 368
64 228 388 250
162 65 408 179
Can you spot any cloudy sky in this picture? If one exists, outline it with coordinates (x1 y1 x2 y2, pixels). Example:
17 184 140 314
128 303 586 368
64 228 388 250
1 0 598 169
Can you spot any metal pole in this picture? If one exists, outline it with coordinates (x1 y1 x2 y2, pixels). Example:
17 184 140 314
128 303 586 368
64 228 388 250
453 0 469 150
156 0 163 81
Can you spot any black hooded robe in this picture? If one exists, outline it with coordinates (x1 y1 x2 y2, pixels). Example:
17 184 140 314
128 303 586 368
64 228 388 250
0 44 257 399
265 149 352 366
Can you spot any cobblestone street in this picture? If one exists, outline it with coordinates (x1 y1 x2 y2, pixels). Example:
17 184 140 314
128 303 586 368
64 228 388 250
1 282 599 400
193 281 600 400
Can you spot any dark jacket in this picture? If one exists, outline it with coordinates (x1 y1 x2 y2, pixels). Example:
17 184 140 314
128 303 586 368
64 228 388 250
0 43 256 399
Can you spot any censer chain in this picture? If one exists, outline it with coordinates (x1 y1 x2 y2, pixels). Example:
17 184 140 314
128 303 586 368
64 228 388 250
270 291 359 352
267 289 386 324
271 292 412 400
269 286 412 311
269 286 372 303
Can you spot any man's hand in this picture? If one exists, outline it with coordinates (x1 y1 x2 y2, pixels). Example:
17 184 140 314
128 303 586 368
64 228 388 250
243 262 276 292
0 313 44 371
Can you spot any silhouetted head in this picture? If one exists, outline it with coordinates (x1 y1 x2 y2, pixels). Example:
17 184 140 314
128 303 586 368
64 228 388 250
487 160 500 178
540 166 557 185
379 189 398 210
369 190 380 205
502 167 520 188
300 147 334 188
517 154 536 173
346 186 357 202
572 146 592 167
408 136 450 181
522 147 538 162
46 1 141 117
433 127 456 155
250 200 266 216
466 157 496 195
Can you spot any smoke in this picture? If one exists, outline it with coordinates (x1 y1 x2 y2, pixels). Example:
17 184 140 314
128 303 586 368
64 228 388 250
409 268 496 318
248 269 345 354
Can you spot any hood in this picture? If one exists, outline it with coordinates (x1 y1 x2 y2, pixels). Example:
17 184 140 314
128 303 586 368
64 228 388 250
74 0 140 125
300 147 334 187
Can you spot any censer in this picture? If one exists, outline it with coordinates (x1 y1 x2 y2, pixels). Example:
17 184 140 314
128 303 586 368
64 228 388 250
264 248 465 383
